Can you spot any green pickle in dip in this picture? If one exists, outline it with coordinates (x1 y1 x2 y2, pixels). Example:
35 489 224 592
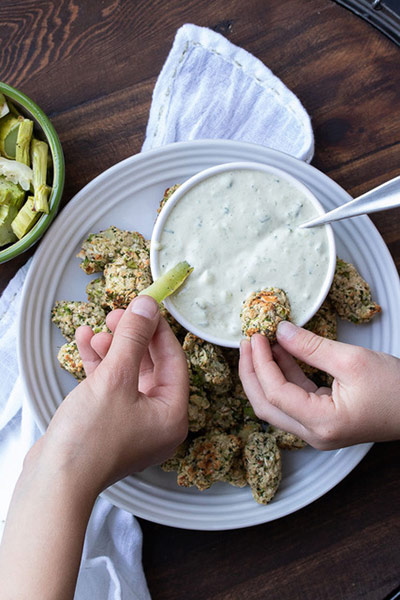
153 164 335 346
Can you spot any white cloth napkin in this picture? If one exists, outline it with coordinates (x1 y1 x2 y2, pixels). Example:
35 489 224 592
0 23 314 600
143 24 313 160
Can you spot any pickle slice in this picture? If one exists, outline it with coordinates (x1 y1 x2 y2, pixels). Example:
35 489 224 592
139 261 193 304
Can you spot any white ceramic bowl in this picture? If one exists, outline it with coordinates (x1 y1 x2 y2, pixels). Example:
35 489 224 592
150 161 336 347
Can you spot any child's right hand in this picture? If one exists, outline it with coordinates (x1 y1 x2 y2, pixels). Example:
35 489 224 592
239 321 400 450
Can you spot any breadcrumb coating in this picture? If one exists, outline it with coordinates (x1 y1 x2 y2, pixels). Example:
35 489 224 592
103 246 152 309
241 287 291 342
236 421 263 443
77 226 147 274
177 432 242 491
221 454 248 488
51 300 108 342
244 432 282 504
329 258 381 324
86 276 108 307
183 332 232 395
205 393 243 432
161 440 190 473
268 426 306 450
57 341 85 381
188 388 210 432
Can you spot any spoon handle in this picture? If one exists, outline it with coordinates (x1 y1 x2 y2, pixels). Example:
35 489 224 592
301 175 400 228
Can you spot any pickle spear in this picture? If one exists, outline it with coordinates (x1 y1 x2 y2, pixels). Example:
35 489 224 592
11 196 40 239
139 261 193 304
15 118 33 165
31 138 50 213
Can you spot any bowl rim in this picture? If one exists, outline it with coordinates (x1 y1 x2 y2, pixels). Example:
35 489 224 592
0 81 65 263
150 160 336 348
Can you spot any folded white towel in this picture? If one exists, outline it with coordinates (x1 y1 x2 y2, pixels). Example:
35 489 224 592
143 23 313 161
0 23 314 600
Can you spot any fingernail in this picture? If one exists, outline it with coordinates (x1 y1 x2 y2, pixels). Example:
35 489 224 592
239 340 248 354
131 296 159 319
277 321 298 340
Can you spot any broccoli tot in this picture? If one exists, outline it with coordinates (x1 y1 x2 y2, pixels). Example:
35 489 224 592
241 287 291 342
244 431 282 504
77 227 147 274
103 246 152 309
205 393 243 432
187 362 210 432
86 276 107 306
328 258 381 324
51 300 108 342
268 425 307 450
188 389 210 432
31 139 51 213
183 332 232 395
57 341 86 381
221 453 248 488
161 439 190 473
177 432 242 491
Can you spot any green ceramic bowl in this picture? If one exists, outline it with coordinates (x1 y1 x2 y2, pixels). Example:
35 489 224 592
0 82 65 263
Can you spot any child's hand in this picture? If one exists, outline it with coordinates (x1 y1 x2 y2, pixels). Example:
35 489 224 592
239 321 400 450
38 295 189 494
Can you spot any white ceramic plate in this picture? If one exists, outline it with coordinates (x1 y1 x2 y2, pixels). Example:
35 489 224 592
19 140 400 530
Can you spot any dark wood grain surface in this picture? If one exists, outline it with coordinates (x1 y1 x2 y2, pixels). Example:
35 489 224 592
1 1 399 598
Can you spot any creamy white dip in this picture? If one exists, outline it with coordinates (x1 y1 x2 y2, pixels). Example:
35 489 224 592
157 169 330 342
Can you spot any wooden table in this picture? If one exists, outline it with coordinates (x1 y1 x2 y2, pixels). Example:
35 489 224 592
1 1 399 598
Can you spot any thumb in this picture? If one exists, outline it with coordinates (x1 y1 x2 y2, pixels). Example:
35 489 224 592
276 321 350 377
104 295 160 379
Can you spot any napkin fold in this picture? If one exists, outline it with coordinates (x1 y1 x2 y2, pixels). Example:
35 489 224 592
0 23 314 600
143 24 314 161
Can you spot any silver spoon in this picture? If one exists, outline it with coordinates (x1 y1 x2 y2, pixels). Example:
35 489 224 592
300 175 400 228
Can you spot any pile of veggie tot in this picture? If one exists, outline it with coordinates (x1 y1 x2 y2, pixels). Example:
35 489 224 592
0 92 52 246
